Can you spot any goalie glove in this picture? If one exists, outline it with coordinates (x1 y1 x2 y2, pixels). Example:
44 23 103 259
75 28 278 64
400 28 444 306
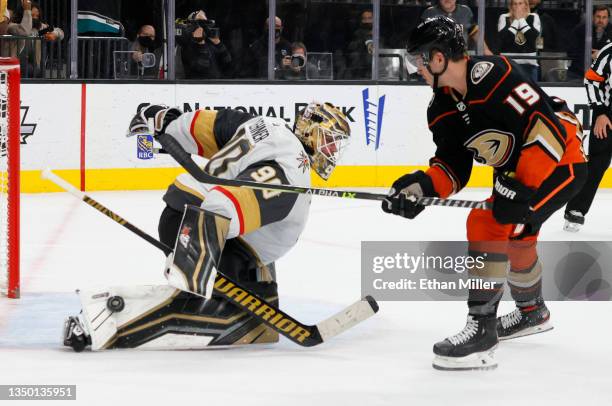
382 170 437 219
127 104 183 138
492 173 536 224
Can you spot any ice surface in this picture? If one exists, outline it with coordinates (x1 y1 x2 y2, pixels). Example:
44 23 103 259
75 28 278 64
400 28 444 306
1 189 611 405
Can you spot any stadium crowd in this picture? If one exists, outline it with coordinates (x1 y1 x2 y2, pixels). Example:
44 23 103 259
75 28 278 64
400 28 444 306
0 0 608 82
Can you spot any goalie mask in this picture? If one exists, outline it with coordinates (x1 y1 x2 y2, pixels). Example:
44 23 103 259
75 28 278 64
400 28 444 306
294 102 351 180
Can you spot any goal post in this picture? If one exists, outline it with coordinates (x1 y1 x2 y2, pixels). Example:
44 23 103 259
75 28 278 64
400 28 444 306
0 57 20 299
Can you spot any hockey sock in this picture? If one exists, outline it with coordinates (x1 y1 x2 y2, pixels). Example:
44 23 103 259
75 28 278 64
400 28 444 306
466 248 507 316
508 240 542 308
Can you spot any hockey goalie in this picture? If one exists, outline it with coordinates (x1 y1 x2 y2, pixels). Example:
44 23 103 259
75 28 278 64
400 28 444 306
63 102 351 351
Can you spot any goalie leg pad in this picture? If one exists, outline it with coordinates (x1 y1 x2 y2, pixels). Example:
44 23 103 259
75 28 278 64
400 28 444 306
166 205 230 298
73 283 279 351
76 285 179 351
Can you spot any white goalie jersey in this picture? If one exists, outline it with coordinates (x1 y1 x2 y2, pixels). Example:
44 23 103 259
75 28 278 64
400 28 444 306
162 108 312 265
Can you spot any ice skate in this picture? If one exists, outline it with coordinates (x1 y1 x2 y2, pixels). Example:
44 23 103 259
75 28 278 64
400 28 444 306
497 302 553 340
563 210 584 232
433 315 498 371
63 315 91 353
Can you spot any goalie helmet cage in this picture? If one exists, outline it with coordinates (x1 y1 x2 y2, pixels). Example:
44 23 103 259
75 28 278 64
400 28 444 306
0 58 20 299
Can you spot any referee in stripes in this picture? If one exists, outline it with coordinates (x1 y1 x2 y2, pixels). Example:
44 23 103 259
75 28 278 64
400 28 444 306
564 41 612 231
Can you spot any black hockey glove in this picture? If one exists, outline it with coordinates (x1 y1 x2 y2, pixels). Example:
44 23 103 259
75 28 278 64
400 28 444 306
492 173 536 224
382 170 437 219
127 104 183 138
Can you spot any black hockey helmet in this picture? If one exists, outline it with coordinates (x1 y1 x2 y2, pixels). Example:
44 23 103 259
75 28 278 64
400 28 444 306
406 16 466 61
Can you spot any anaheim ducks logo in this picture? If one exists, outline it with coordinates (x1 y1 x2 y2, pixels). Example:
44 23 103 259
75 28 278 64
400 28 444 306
470 61 494 85
464 130 515 167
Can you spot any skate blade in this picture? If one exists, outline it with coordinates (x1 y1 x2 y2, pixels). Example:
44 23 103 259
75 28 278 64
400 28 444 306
563 221 581 233
499 322 553 341
432 345 498 371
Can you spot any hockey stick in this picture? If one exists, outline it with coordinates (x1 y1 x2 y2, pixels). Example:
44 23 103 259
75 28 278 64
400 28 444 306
41 169 378 347
156 133 491 210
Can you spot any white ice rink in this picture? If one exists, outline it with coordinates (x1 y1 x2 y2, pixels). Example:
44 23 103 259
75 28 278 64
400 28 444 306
1 188 612 405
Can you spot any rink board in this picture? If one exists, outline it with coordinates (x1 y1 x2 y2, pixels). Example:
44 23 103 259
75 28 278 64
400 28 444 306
17 83 610 192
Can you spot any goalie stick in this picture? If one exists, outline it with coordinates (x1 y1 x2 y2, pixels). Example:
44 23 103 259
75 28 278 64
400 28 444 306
41 169 379 347
156 133 492 210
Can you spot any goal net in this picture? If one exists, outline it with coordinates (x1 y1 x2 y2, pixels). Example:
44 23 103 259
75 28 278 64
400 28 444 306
0 57 20 299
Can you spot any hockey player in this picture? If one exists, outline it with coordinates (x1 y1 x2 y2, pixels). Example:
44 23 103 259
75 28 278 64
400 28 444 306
63 102 351 351
382 16 587 370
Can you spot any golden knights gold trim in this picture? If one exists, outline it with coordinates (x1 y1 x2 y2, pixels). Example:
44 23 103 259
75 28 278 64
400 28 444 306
101 289 182 349
118 312 246 338
217 186 262 233
233 323 279 345
192 109 220 159
192 211 208 292
172 179 206 201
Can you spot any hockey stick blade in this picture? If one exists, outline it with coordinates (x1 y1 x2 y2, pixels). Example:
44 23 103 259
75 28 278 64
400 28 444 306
317 295 379 341
42 169 378 347
156 133 491 210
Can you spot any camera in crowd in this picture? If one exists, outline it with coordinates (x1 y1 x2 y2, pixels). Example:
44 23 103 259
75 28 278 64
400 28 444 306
193 19 220 39
37 24 55 37
279 47 306 72
291 54 306 69
175 11 220 40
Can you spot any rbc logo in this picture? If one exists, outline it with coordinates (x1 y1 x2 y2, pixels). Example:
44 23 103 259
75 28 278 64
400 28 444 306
137 134 154 160
362 88 385 150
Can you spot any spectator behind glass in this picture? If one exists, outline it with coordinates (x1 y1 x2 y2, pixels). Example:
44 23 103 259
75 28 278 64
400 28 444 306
0 0 31 60
177 10 232 79
497 0 540 82
277 42 306 80
0 1 9 35
30 2 63 41
567 6 612 81
6 0 31 36
421 0 492 54
240 16 292 79
344 10 380 79
131 24 162 79
10 1 62 77
528 0 558 51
